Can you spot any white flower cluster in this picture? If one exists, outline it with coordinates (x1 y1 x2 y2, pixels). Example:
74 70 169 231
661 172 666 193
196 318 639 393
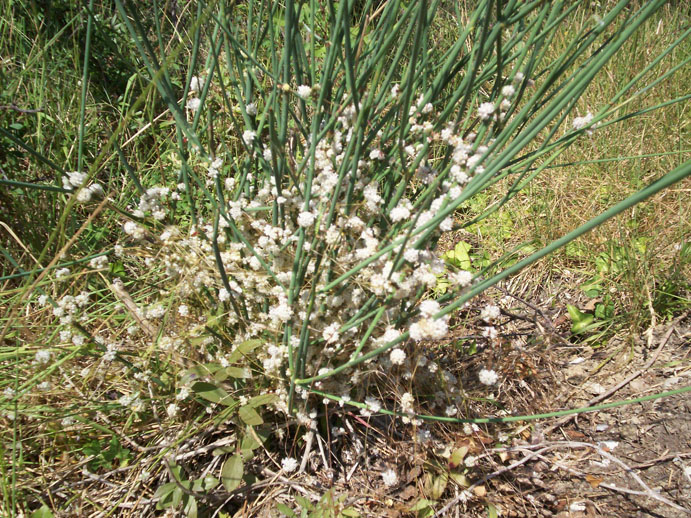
572 111 594 131
44 290 91 326
102 83 516 419
478 368 499 386
62 171 104 203
186 75 205 112
134 187 170 220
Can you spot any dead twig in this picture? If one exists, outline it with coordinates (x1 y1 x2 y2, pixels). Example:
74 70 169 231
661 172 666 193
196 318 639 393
526 445 691 514
495 285 572 347
435 439 691 516
545 311 688 436
0 103 44 114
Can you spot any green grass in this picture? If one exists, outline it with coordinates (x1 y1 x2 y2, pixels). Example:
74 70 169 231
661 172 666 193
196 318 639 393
1 1 689 517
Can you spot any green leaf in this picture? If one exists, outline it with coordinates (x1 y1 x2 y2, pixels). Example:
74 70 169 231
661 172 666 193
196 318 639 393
430 472 448 500
276 503 297 517
30 505 54 518
449 446 468 469
240 433 261 452
435 274 450 295
443 241 472 270
449 472 470 487
409 499 436 511
295 495 312 510
184 495 198 518
172 486 183 508
109 260 127 279
567 304 595 334
154 482 178 510
247 393 277 408
221 454 244 491
191 382 235 406
238 405 263 425
581 278 603 298
228 339 264 362
486 502 499 518
225 366 250 378
340 508 361 517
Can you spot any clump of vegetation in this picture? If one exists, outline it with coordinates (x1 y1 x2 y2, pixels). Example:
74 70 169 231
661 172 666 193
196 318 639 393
1 0 688 516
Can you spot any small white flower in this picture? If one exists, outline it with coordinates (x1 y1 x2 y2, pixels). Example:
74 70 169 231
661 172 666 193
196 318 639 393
89 255 108 269
390 207 410 222
572 111 594 131
178 305 189 317
480 304 501 323
365 397 382 413
55 267 70 279
76 188 92 203
478 368 498 386
369 149 385 161
123 221 144 239
501 84 516 97
88 183 104 198
281 457 299 472
189 76 203 93
297 211 316 228
296 85 312 100
166 404 179 418
263 147 273 161
477 102 495 120
419 299 440 318
35 350 52 364
242 130 257 146
323 322 340 344
381 468 398 486
389 348 406 365
246 102 257 116
176 387 190 401
66 171 87 188
187 97 201 112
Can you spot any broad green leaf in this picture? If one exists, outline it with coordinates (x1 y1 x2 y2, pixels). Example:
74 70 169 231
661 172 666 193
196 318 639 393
409 499 436 511
443 241 472 270
154 481 177 509
486 502 499 518
430 472 448 500
184 495 198 518
276 503 297 517
449 446 468 469
225 366 250 378
295 495 312 510
191 382 235 406
238 405 263 425
172 486 183 508
449 472 470 487
567 304 595 334
247 393 277 408
221 454 244 491
30 506 54 518
228 339 264 362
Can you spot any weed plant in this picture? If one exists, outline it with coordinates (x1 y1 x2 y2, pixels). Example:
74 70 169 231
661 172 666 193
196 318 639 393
0 0 689 516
